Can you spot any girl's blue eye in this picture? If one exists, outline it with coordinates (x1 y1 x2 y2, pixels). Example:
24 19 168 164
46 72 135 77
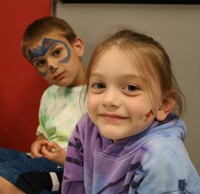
92 82 106 89
124 85 139 91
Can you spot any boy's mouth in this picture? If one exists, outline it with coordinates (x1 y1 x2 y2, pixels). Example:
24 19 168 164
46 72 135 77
53 72 65 80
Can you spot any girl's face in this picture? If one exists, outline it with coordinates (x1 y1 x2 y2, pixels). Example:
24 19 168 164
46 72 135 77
28 34 85 87
87 47 163 141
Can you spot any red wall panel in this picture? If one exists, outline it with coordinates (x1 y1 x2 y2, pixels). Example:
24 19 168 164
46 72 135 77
0 0 51 152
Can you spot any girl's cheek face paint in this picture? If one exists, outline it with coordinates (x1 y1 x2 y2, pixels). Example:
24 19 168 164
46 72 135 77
28 38 72 77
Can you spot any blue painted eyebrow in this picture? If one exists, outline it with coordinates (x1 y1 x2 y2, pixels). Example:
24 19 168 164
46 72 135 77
28 37 72 78
28 38 70 61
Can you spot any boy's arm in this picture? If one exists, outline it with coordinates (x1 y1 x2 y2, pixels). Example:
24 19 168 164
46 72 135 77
30 134 66 165
40 141 66 165
30 134 48 158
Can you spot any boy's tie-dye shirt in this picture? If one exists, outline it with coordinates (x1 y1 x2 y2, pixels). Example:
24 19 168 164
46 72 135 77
62 113 200 194
36 85 86 150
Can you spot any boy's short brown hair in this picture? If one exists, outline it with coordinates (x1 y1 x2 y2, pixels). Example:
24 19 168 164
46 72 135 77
21 16 77 59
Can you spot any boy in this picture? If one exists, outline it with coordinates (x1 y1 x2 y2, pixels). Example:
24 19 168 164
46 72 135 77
0 16 86 194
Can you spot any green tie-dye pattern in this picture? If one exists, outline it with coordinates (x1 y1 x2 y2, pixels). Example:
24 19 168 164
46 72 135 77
36 85 87 150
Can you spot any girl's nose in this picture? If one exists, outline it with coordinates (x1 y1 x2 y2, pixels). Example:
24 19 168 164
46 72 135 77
103 89 121 108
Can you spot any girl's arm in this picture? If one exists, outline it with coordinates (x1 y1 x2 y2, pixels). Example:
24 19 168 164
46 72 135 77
130 137 200 193
61 125 85 194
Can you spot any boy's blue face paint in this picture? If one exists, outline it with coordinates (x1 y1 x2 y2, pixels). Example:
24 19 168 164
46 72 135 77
28 38 71 77
40 71 48 77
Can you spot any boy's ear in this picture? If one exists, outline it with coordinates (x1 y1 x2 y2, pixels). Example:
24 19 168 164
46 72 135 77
156 90 176 121
73 37 84 57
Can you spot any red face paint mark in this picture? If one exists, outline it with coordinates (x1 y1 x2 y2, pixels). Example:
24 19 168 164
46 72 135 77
145 109 153 118
45 40 51 47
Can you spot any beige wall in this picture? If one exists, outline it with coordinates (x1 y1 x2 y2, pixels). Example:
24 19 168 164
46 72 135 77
56 3 200 174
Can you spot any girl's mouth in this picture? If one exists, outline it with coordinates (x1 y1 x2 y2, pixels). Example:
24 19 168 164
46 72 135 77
99 113 128 122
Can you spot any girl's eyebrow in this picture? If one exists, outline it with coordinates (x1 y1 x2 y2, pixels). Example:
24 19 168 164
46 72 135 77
90 72 143 80
90 73 103 78
90 73 146 86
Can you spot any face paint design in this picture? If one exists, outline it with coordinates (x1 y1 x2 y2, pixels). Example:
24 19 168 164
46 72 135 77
145 109 153 121
28 38 71 77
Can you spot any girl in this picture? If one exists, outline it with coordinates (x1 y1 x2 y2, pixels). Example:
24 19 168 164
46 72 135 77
62 29 200 193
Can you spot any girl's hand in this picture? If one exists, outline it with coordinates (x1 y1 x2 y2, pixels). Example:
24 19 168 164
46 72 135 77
41 142 66 165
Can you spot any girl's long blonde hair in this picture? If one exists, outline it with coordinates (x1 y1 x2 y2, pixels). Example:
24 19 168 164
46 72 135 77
85 28 185 116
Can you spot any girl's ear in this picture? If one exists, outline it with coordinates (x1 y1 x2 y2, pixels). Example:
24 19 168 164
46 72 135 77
156 90 176 121
73 37 84 57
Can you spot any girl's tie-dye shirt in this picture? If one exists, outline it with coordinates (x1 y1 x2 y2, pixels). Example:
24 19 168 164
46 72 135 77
62 113 200 194
36 85 86 150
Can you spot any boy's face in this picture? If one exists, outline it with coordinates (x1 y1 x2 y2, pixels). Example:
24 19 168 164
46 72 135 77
87 47 163 142
27 34 85 87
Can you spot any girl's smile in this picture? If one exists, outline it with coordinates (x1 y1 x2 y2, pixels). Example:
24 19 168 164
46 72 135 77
87 46 162 141
99 113 129 122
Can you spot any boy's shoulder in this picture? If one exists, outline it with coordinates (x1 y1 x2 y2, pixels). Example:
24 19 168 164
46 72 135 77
41 85 59 98
42 85 84 98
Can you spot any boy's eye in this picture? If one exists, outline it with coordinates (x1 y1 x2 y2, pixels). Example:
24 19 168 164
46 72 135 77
53 49 62 57
36 60 46 68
